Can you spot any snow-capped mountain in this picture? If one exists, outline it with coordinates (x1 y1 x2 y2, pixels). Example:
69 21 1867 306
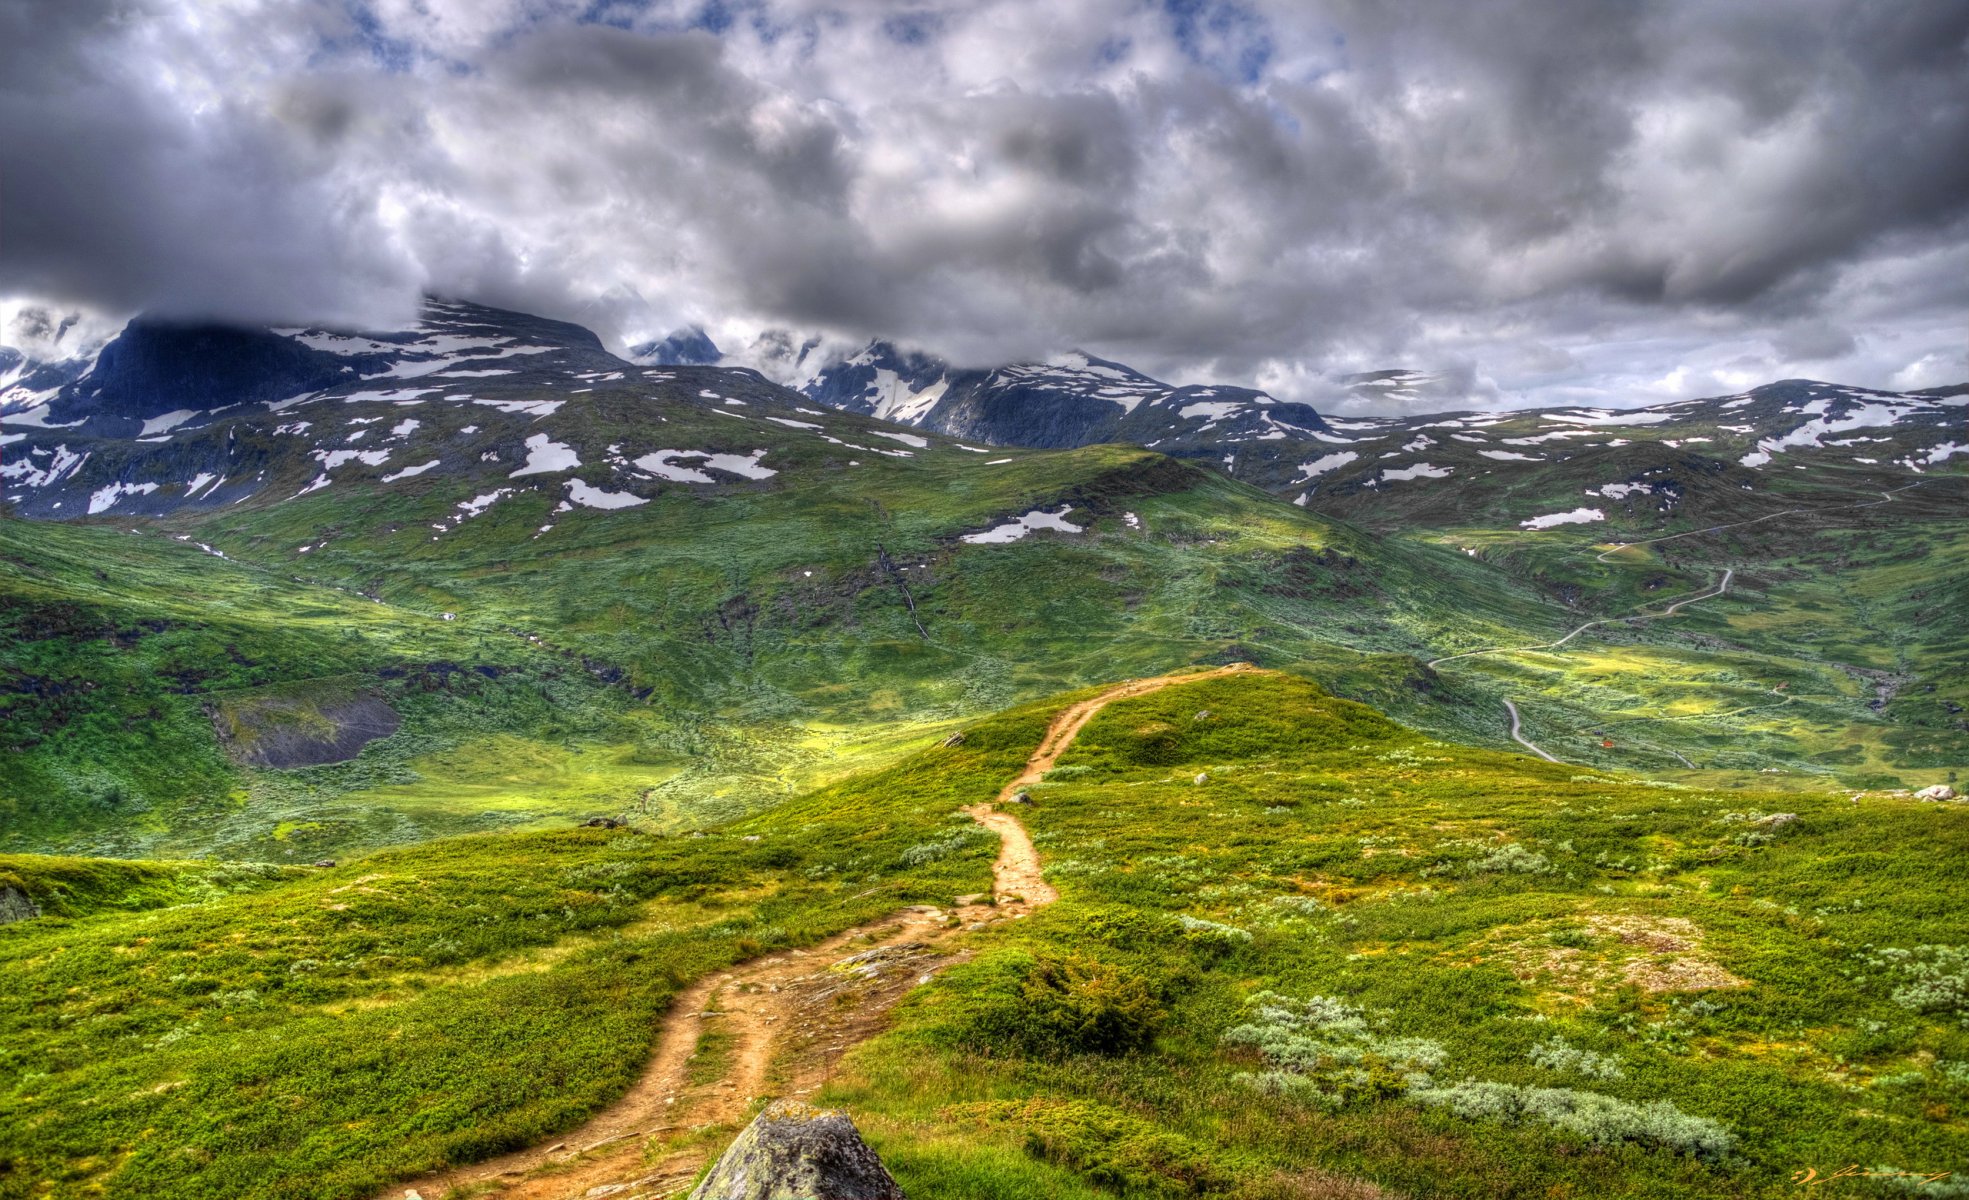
785 340 1334 484
4 299 1960 532
0 300 834 520
628 326 722 366
1260 377 1968 529
0 300 636 439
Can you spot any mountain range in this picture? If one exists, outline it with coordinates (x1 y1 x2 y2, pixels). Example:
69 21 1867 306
7 302 1962 527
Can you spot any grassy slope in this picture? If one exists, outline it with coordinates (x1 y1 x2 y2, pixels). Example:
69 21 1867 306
1393 474 1969 788
5 673 1966 1199
833 672 1969 1198
0 695 1047 1200
2 434 1560 860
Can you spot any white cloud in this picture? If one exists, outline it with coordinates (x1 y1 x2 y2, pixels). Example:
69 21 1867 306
1 0 1963 409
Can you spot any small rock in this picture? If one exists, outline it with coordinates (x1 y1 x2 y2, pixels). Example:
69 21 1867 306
742 834 762 841
1750 812 1798 829
1008 790 1032 805
953 893 989 906
940 731 967 748
1194 772 1210 785
689 1099 904 1200
582 817 626 829
312 859 337 869
0 886 40 925
1915 784 1959 801
1193 710 1213 721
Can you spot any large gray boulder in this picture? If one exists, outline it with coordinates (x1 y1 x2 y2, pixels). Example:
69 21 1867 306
690 1100 905 1200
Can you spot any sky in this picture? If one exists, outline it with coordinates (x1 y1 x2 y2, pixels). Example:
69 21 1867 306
1 0 1965 412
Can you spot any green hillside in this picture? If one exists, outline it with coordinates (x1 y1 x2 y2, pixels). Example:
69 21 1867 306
4 672 1964 1199
1 428 1557 861
8 414 1965 863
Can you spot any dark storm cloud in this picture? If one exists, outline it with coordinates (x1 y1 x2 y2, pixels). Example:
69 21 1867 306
0 0 422 327
0 0 1964 405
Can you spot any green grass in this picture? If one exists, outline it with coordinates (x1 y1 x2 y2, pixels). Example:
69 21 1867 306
819 672 1969 1199
2 441 1566 860
0 694 1051 1199
9 403 1961 863
6 672 1966 1199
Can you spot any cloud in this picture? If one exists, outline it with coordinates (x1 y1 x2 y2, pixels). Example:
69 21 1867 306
0 0 1964 409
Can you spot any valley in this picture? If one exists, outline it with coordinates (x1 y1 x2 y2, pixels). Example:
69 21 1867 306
4 303 1963 865
1 300 1964 1200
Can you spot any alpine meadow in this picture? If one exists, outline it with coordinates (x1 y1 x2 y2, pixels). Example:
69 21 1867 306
3 3 1968 1199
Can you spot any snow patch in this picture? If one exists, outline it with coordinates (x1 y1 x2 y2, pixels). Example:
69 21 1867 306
342 387 439 403
1178 401 1242 421
87 481 160 514
1588 483 1649 499
1292 451 1358 481
472 398 564 416
631 449 776 483
1520 507 1606 530
565 479 649 509
1379 462 1453 482
382 459 440 482
511 434 581 477
960 505 1084 544
139 409 200 437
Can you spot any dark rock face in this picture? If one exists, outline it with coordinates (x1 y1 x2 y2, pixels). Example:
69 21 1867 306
630 326 723 365
689 1100 905 1200
212 690 402 768
60 320 394 432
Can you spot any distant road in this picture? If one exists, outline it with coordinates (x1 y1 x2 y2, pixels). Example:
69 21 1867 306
1427 567 1733 669
1502 698 1559 763
1432 480 1930 766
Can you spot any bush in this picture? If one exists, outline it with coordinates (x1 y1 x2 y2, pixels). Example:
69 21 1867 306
946 1099 1234 1196
1224 990 1445 1108
1527 1035 1624 1081
964 950 1167 1058
1859 946 1969 1025
1406 1080 1732 1160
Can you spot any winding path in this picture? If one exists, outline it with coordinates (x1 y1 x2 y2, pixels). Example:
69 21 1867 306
378 666 1247 1200
1427 482 1928 766
1426 568 1733 669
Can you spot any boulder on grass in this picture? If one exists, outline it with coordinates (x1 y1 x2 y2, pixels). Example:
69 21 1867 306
689 1099 904 1200
1915 784 1959 802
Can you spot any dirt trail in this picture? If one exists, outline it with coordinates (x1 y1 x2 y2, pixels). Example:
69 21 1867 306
379 665 1248 1200
964 663 1255 909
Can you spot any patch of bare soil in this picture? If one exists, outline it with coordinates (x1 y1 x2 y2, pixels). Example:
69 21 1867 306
1477 912 1748 1005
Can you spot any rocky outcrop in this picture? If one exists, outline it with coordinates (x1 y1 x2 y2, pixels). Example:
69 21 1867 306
211 688 401 768
689 1100 904 1200
0 886 40 924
